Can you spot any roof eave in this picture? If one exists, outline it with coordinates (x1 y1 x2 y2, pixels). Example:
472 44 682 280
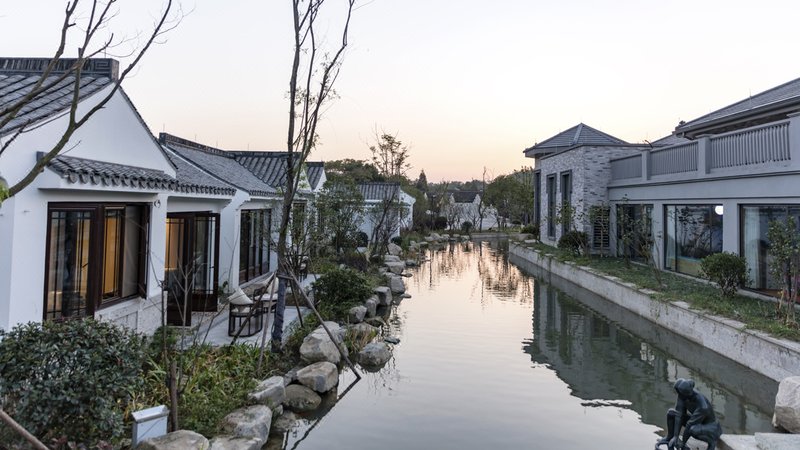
676 97 800 137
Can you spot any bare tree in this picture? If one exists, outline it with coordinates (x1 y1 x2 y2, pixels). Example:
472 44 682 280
0 0 182 203
272 0 356 347
370 130 411 180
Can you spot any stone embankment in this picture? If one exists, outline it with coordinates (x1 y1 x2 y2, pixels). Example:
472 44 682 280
509 241 800 450
137 247 417 449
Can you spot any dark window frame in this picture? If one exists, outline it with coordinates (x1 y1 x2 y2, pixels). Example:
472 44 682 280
239 209 272 283
533 170 542 227
546 174 557 239
560 170 573 235
43 202 149 321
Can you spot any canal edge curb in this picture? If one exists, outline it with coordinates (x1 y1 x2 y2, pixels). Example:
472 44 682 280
508 242 800 383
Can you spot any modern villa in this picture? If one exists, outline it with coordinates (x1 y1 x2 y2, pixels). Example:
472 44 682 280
527 77 800 294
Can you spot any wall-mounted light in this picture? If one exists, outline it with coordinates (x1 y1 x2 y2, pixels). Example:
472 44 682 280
152 199 161 209
714 205 724 216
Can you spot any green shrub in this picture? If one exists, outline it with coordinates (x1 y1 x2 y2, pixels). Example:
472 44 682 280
433 216 448 230
390 236 403 246
557 230 588 255
521 223 539 239
313 267 374 320
460 221 473 234
700 252 749 299
0 319 146 447
136 343 262 438
338 249 369 272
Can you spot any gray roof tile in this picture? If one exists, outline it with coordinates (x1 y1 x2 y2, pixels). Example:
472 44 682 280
358 182 402 201
160 133 276 197
164 149 237 196
524 123 628 157
306 161 325 190
0 58 117 137
49 155 176 190
677 77 800 133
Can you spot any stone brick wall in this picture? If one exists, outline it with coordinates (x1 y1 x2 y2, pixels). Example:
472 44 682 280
535 146 644 248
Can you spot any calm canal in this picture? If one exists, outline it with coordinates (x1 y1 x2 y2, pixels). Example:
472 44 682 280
281 239 777 449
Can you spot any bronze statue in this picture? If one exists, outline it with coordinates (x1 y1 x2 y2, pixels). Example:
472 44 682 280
655 378 722 450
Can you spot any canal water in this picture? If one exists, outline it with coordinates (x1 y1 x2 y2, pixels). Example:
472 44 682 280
280 239 777 449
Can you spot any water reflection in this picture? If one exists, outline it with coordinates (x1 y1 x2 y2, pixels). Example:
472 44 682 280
280 239 775 450
513 253 776 435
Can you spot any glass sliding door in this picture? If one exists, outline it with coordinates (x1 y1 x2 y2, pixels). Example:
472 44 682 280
239 209 271 283
165 212 220 326
45 210 93 320
665 205 723 276
741 205 800 292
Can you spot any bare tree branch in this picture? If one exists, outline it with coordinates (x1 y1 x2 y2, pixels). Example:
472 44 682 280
1 0 183 202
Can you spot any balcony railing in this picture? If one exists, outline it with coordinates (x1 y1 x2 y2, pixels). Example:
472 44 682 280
610 154 642 180
650 142 698 176
610 118 796 182
709 121 790 169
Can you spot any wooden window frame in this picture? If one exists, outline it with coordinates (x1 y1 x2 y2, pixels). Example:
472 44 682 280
43 202 149 321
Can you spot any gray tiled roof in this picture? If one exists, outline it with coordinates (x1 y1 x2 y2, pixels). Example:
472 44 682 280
358 182 401 201
525 123 628 157
164 149 237 196
0 58 117 137
306 161 325 190
676 77 800 133
649 134 690 147
49 154 176 190
160 133 277 198
233 152 292 187
451 190 479 203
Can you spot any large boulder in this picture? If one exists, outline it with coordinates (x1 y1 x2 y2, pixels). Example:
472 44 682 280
299 322 346 364
347 322 378 338
220 405 272 444
297 361 339 393
248 376 285 409
348 305 367 324
209 435 264 450
387 242 403 256
270 410 298 435
385 261 406 275
358 342 392 367
137 430 209 450
389 275 406 294
364 296 378 317
373 286 392 306
284 384 322 412
774 376 800 433
383 254 401 263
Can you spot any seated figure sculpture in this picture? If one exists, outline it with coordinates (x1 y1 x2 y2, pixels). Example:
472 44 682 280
655 378 722 450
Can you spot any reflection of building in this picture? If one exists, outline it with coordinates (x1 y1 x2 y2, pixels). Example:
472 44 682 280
523 276 775 434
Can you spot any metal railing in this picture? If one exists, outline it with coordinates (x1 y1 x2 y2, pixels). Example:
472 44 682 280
650 141 698 176
710 120 791 169
610 154 642 180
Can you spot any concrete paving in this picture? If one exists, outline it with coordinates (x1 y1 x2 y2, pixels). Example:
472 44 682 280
720 434 758 450
717 433 800 450
193 304 310 347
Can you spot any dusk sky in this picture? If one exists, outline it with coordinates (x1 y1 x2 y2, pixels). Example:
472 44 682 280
4 1 800 181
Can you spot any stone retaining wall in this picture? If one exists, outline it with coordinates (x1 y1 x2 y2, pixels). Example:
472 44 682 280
509 242 800 382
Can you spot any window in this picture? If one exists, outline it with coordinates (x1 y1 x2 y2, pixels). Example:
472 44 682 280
44 203 148 321
239 209 271 283
165 212 220 326
616 204 653 262
560 171 572 235
533 170 542 227
546 175 556 238
741 205 800 292
591 206 610 250
665 204 723 276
